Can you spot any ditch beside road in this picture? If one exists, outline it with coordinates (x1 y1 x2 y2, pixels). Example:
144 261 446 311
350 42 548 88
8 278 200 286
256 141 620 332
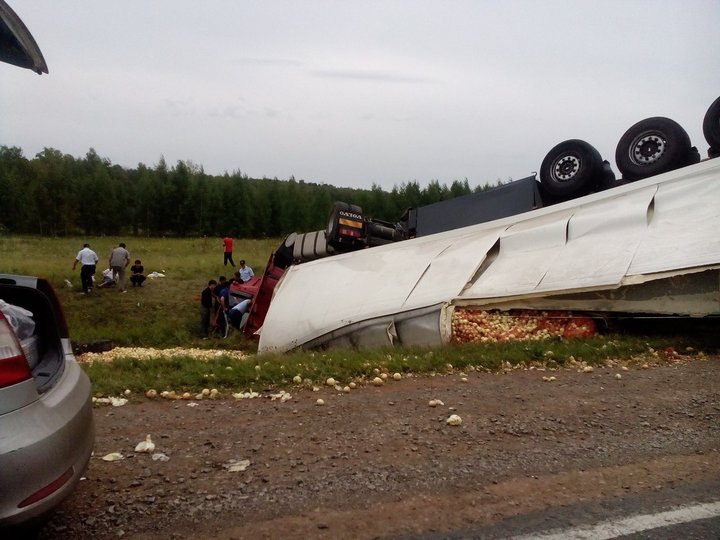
39 356 719 539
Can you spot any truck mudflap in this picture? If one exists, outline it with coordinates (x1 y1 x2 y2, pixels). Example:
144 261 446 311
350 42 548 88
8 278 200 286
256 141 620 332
257 158 720 353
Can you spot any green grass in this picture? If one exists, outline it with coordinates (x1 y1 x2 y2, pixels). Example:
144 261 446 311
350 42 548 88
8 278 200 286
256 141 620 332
0 235 278 349
83 335 717 397
2 235 718 396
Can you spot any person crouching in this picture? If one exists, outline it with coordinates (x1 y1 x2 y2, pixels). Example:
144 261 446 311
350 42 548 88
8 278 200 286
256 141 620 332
130 260 146 287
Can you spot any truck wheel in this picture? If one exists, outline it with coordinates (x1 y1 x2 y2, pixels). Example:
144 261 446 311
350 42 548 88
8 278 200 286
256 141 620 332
596 160 619 192
702 96 720 152
540 139 604 199
615 117 692 181
684 145 701 167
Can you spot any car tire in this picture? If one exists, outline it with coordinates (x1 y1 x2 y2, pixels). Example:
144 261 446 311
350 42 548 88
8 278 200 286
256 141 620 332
540 139 604 199
615 117 693 181
703 96 720 151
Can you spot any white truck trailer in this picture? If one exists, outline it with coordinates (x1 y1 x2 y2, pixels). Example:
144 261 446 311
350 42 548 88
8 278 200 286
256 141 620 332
255 98 720 353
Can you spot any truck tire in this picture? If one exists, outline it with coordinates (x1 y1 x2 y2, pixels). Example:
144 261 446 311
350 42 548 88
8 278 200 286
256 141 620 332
540 139 604 199
685 145 701 167
596 160 618 192
702 96 720 152
615 117 693 181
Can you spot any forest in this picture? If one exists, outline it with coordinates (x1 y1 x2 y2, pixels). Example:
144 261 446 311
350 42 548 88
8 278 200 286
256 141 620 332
0 146 502 238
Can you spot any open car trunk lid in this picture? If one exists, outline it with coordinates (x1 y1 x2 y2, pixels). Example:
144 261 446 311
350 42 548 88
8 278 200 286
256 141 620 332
0 0 48 74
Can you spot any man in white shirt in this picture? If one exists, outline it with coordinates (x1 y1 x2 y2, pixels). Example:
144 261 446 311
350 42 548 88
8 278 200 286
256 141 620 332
72 243 99 294
228 297 252 329
238 260 254 282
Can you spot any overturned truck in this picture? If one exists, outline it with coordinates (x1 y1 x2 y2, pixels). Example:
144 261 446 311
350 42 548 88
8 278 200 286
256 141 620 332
237 96 720 352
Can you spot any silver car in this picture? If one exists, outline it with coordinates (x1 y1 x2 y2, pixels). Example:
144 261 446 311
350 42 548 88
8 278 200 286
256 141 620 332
1 1 94 529
0 275 94 527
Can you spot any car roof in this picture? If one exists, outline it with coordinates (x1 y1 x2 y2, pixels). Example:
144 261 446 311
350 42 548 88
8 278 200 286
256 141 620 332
0 0 47 74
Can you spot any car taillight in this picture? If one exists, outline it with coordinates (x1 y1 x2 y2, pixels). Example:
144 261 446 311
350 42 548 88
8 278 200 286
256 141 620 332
0 314 31 388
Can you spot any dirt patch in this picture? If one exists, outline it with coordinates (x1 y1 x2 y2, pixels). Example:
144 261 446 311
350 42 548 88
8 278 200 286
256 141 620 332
39 356 720 539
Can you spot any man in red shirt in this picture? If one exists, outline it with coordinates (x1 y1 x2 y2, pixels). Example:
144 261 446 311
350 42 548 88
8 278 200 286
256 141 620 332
222 236 235 267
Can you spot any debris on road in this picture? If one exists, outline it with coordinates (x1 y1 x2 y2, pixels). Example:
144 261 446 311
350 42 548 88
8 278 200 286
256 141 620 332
446 414 463 426
223 459 250 473
134 435 155 453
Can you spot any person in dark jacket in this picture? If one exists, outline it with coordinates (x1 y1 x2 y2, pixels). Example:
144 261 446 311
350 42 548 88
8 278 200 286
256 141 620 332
213 276 232 338
200 279 217 337
130 260 146 287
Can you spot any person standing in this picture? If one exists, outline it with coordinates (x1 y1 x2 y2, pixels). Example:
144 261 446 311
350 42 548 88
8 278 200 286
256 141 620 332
238 259 254 282
222 236 235 267
109 242 131 292
200 279 217 338
213 276 231 338
72 243 98 294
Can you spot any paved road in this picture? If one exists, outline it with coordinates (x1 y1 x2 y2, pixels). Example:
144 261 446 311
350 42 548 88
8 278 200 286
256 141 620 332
415 478 720 539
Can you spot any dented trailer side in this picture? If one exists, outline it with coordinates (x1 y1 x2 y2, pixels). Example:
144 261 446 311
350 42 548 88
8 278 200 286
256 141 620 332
257 158 720 353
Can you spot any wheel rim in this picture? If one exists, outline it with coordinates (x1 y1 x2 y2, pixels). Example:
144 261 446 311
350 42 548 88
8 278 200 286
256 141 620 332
552 154 581 182
630 131 666 165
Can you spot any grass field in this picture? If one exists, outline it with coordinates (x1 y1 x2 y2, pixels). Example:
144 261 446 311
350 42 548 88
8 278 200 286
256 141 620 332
80 336 718 398
0 235 279 349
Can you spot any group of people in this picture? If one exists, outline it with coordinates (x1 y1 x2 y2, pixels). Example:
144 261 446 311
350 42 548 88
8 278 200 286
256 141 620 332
200 259 254 338
72 242 146 294
74 238 255 338
222 236 254 281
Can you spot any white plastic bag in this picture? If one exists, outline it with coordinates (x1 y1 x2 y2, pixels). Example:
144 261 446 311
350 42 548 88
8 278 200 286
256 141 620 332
0 300 36 339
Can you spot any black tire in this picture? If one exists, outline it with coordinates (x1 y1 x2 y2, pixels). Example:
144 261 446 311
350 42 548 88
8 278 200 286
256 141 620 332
703 96 720 151
615 117 692 181
540 139 604 199
684 145 701 167
596 160 618 191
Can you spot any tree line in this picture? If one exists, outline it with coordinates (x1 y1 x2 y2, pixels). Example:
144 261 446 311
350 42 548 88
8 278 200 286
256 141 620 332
0 145 497 238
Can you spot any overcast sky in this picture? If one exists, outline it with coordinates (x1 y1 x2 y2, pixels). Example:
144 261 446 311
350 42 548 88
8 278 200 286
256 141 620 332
2 1 719 190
